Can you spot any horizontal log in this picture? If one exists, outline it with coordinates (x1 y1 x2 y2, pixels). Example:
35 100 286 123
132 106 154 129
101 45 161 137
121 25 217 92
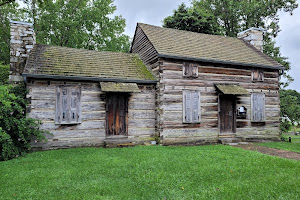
31 99 55 110
128 110 156 119
161 128 219 137
162 121 218 129
128 128 155 136
129 102 155 110
40 120 105 130
50 129 106 139
81 102 105 112
128 119 155 128
81 111 106 120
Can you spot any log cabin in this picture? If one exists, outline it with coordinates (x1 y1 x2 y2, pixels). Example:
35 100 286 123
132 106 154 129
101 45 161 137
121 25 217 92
10 21 156 149
131 23 284 145
10 21 283 149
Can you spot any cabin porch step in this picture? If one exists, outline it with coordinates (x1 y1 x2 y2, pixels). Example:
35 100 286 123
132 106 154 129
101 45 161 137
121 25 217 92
219 137 243 144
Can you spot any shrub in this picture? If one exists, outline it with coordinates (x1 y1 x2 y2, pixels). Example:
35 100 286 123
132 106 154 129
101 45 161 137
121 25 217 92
0 63 9 85
0 84 48 161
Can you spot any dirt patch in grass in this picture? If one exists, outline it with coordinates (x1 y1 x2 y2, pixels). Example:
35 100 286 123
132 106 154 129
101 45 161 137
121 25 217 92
234 144 300 161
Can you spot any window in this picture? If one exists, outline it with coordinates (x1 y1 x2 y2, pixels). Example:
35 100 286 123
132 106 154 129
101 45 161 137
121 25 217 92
252 69 264 82
56 86 81 124
183 90 201 123
183 62 198 77
251 93 265 122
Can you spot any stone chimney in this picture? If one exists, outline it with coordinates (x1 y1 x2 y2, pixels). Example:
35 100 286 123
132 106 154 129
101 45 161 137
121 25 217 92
237 27 265 52
10 21 36 83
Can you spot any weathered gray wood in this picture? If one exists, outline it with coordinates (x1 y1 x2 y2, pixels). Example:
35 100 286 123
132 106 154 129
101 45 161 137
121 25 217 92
251 93 265 122
41 120 105 130
128 119 155 128
128 110 155 119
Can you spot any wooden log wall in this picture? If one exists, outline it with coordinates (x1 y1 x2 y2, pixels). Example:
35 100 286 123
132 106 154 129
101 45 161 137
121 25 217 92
26 80 156 149
158 58 280 144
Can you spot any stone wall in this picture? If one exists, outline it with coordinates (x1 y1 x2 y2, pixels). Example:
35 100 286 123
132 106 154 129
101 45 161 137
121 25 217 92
10 21 36 83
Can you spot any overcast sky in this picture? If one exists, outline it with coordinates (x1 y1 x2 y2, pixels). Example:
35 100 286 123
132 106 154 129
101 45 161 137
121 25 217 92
114 0 300 92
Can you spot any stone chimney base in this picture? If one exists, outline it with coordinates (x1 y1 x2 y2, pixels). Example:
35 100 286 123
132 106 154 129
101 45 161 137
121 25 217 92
10 21 36 83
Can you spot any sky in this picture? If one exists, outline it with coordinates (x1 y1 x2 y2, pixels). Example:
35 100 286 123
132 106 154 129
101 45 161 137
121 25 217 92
113 0 300 92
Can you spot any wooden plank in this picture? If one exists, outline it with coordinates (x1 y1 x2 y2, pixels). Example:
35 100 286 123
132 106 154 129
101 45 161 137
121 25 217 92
129 102 155 110
81 102 105 112
128 119 155 128
128 128 155 136
40 120 105 130
128 110 156 119
81 111 106 120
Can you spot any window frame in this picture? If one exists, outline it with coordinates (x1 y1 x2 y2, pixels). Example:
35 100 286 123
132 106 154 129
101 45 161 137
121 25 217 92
55 85 82 125
182 90 201 124
251 93 265 122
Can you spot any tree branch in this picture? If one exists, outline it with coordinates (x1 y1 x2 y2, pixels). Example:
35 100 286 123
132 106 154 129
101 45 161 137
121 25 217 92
0 0 14 7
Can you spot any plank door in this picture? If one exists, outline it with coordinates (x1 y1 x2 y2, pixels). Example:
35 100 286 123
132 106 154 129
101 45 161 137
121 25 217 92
219 95 236 134
106 93 128 136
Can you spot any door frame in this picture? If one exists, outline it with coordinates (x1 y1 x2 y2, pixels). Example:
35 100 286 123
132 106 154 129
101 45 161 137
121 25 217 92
105 92 129 137
218 94 237 135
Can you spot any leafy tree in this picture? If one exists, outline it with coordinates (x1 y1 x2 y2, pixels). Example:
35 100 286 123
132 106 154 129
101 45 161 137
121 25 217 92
280 89 300 133
0 1 23 64
0 85 48 161
24 0 130 52
163 3 221 35
0 62 9 84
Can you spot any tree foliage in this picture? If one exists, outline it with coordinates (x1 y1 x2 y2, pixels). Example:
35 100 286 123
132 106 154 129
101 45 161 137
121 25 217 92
0 85 48 161
0 1 23 65
163 3 221 35
280 89 300 133
25 0 130 52
0 62 9 84
0 0 130 65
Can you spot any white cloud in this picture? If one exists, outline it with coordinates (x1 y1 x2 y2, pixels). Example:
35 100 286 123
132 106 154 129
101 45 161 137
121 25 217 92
277 7 300 92
113 0 191 37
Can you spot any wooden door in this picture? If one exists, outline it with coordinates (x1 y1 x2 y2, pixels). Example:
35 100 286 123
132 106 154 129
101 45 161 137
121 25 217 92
219 95 236 134
106 93 128 136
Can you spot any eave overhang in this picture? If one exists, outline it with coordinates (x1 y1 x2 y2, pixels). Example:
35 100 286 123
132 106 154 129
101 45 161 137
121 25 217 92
22 74 157 84
158 54 284 70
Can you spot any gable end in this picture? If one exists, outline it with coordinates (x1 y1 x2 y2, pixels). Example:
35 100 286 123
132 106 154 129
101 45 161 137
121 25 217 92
131 25 159 67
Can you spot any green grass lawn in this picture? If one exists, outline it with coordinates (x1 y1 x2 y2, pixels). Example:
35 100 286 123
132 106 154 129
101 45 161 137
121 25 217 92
1 145 300 200
281 133 300 142
257 142 300 153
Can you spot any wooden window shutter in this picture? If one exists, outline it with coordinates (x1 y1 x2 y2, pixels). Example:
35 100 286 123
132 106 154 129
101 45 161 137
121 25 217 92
183 90 201 123
55 87 62 124
252 69 264 82
183 62 190 77
251 93 265 122
183 63 198 78
183 90 192 123
192 64 198 77
192 91 201 122
56 86 81 124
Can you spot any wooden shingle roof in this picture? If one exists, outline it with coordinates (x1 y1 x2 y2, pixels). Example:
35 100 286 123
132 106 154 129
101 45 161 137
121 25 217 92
23 44 155 82
137 23 283 69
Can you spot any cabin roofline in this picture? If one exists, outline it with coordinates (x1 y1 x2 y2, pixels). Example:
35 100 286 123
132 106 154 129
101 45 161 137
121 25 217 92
157 54 284 70
22 74 157 84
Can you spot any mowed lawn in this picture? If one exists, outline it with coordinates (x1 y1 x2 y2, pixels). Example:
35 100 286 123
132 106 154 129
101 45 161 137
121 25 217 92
1 145 300 200
257 142 300 153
